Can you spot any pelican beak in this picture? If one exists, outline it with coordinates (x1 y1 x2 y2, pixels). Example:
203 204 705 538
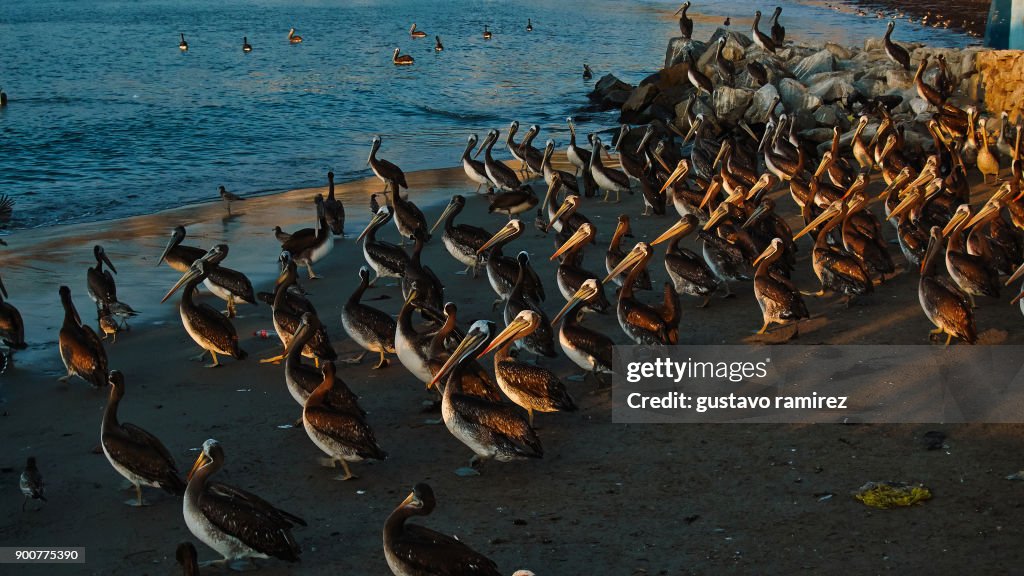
551 282 599 325
703 204 730 231
546 197 575 231
1011 289 1024 306
698 177 722 211
683 118 701 144
160 265 201 303
793 204 840 240
283 319 309 357
477 221 519 254
404 288 419 307
542 178 562 223
102 251 117 275
747 173 774 201
635 128 653 156
474 133 491 159
157 235 178 267
879 169 910 199
886 191 919 222
752 242 778 268
550 224 591 260
187 452 210 482
0 276 7 299
813 155 831 180
651 218 695 245
602 243 645 283
426 327 488 391
739 120 758 142
357 210 388 243
396 491 417 510
478 317 529 357
658 161 689 195
431 200 458 234
741 203 770 229
1006 261 1024 287
941 208 970 238
712 141 728 170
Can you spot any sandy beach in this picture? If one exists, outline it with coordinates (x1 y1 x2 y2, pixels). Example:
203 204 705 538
3 147 1024 574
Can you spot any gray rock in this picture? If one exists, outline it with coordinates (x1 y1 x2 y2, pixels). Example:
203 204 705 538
864 37 885 52
807 77 858 103
909 97 931 115
590 74 635 109
800 128 835 144
824 43 854 60
885 69 914 90
744 83 781 123
812 105 850 131
708 27 753 49
620 84 660 123
794 49 836 81
665 37 708 68
778 78 821 114
713 86 754 124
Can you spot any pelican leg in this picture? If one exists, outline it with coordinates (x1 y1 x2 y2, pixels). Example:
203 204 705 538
455 455 482 477
225 295 237 318
757 321 770 334
373 350 389 369
192 349 209 362
800 288 826 297
315 357 320 368
260 353 285 365
945 333 953 346
334 460 358 481
125 484 148 507
474 182 483 194
306 264 320 280
699 295 712 308
601 189 610 202
969 293 977 308
206 351 222 368
721 283 736 299
527 408 534 427
343 350 368 365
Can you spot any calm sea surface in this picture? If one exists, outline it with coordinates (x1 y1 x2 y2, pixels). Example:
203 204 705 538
0 0 976 230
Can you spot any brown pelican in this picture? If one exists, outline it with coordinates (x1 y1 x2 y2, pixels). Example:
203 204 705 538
303 361 386 480
476 129 522 192
177 543 198 575
941 205 1000 306
714 38 735 85
401 230 445 322
396 283 441 384
566 118 592 175
392 48 414 65
488 185 539 219
752 10 776 53
160 259 247 368
919 227 976 344
769 6 785 45
526 18 533 31
545 195 593 251
614 125 647 182
435 35 443 51
607 215 652 290
701 212 755 298
685 50 714 96
651 215 719 307
477 220 546 306
582 64 593 80
163 240 255 318
550 224 611 312
342 267 396 369
408 23 426 38
357 204 409 285
157 226 207 273
841 192 895 282
793 201 873 304
977 117 1000 184
480 310 577 425
87 245 138 327
0 274 27 362
242 37 252 52
505 121 530 176
914 56 945 108
288 28 303 43
675 2 693 38
542 140 580 195
58 285 108 387
461 134 492 194
426 302 502 402
179 33 188 51
388 180 430 244
752 239 808 334
284 312 363 416
660 160 710 223
884 21 910 70
602 242 681 345
432 194 489 276
19 457 46 511
218 186 244 216
384 483 501 575
483 25 492 39
185 439 305 569
322 171 345 236
262 253 336 365
503 252 558 358
852 116 875 171
746 60 769 86
590 136 631 203
551 279 614 381
518 124 545 177
102 371 185 506
279 194 333 279
427 320 543 475
368 135 408 190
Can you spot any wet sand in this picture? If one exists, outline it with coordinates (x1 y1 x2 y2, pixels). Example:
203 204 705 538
3 156 1024 574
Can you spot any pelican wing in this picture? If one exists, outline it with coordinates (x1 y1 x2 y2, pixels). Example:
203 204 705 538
391 524 501 576
450 394 542 456
305 407 386 460
200 483 304 561
495 359 575 411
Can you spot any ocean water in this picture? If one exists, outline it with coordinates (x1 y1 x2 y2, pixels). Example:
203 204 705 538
0 0 976 230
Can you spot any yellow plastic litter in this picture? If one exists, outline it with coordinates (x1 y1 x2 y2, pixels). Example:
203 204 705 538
853 482 932 509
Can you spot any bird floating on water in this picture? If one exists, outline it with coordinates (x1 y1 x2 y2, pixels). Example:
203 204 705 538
288 28 303 43
435 35 443 51
409 23 427 38
179 33 188 51
526 18 533 32
242 37 252 53
483 25 492 40
393 48 414 65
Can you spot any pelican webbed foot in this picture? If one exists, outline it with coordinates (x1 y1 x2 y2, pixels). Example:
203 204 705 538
373 350 389 369
800 289 826 297
205 351 222 369
260 353 285 365
343 351 368 365
456 455 483 476
333 460 357 481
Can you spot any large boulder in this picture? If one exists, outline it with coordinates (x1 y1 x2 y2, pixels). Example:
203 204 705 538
665 37 708 68
589 74 635 109
807 76 858 103
712 86 754 125
778 78 821 114
793 49 836 81
885 68 914 90
824 42 854 60
619 84 660 124
641 62 690 91
744 83 781 123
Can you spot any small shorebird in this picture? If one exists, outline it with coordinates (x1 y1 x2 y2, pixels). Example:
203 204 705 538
179 33 188 51
218 185 244 215
20 457 46 511
242 36 252 52
393 48 414 65
288 28 303 43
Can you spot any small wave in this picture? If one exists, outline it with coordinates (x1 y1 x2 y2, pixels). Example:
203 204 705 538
407 102 502 123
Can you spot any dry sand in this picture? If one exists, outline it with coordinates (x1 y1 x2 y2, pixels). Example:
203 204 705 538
3 156 1024 575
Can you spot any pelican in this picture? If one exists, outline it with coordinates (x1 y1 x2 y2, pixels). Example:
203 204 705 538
58 285 108 387
675 2 693 38
284 312 363 415
409 23 427 38
518 124 545 177
280 194 333 279
503 252 558 359
651 215 720 307
546 193 592 241
606 215 652 290
977 117 1000 184
884 21 910 70
602 243 681 345
685 50 714 96
919 227 976 344
431 194 490 276
19 457 45 511
401 229 445 322
185 439 305 570
384 484 501 575
357 204 409 285
461 134 492 194
426 302 502 402
1005 261 1024 317
0 274 27 362
288 28 303 43
752 10 776 53
262 253 336 365
769 6 785 45
388 180 430 244
164 241 255 318
102 371 185 506
323 171 345 236
660 159 710 223
303 362 386 480
427 321 543 475
161 258 247 368
566 118 592 175
483 25 492 39
941 205 1000 307
505 121 531 177
435 35 443 51
551 279 614 382
793 201 873 304
751 239 808 334
477 129 522 192
341 267 397 369
87 245 138 327
477 220 546 306
614 125 648 182
840 192 895 282
582 64 593 80
550 224 611 312
179 33 188 51
715 37 735 84
392 48 414 65
396 284 440 384
368 135 408 190
488 185 539 219
157 226 207 273
242 37 252 52
590 136 631 203
218 185 244 216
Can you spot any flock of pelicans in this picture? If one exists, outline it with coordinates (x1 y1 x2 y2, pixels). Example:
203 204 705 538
4 6 1024 576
